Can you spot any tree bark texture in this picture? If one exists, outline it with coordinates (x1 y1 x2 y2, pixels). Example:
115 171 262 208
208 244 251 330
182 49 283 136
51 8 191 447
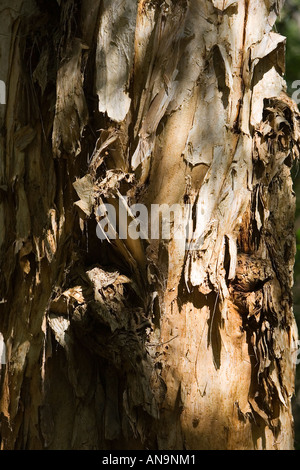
0 0 299 450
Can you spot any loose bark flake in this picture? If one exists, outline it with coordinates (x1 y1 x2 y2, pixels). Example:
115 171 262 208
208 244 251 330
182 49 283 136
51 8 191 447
96 0 137 123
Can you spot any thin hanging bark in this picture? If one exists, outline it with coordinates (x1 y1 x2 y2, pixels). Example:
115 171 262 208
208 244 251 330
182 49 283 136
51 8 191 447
0 0 299 450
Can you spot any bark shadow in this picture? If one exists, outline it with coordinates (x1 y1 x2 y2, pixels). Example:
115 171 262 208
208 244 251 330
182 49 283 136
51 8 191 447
177 274 222 369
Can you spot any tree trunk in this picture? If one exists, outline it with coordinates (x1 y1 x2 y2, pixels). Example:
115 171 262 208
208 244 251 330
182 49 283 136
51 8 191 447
0 0 299 450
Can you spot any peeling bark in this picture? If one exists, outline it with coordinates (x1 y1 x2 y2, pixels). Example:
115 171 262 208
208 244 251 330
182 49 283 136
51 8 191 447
0 0 299 450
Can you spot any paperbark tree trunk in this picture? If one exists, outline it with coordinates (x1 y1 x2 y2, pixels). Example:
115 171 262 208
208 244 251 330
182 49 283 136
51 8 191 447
0 0 299 450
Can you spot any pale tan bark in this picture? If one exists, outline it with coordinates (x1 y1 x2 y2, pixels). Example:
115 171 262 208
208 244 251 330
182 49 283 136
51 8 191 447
0 0 299 450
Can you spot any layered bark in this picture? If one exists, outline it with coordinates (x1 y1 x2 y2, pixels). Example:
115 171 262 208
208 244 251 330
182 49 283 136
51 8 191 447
0 0 299 450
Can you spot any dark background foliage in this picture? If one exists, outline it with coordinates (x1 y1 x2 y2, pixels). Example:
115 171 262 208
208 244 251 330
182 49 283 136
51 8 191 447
276 0 300 448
